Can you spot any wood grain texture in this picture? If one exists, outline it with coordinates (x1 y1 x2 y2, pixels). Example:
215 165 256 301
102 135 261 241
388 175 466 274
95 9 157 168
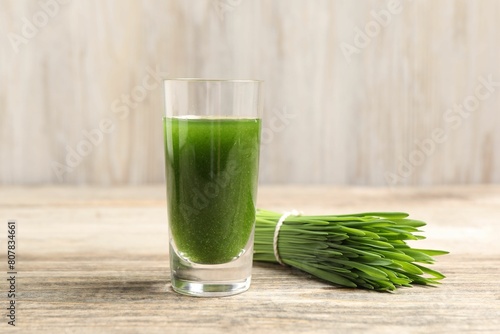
0 185 499 333
0 0 499 186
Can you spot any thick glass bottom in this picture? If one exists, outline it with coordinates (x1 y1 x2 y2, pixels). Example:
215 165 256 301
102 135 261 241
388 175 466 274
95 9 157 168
171 276 251 297
169 233 254 297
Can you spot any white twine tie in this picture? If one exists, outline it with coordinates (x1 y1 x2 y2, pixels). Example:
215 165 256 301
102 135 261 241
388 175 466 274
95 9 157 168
273 210 302 266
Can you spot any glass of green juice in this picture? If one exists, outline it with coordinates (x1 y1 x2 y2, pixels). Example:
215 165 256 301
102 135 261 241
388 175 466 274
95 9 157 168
163 78 262 297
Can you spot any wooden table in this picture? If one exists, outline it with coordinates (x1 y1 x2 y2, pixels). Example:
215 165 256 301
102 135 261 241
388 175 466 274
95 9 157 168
1 185 499 333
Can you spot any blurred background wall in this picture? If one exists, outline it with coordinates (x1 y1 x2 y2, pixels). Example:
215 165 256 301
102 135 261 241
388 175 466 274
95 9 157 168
0 0 499 186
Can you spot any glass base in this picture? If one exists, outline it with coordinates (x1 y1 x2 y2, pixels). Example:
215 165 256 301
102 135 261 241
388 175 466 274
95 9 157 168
171 276 251 297
169 234 254 297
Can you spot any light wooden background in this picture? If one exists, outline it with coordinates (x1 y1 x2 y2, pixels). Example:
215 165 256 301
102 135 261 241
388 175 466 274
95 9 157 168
0 0 499 186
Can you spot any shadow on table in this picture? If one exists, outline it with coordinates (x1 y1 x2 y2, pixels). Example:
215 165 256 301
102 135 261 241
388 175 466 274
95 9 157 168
252 261 359 293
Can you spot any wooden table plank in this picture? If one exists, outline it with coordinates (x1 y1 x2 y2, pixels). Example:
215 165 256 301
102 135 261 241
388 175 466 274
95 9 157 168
0 186 499 333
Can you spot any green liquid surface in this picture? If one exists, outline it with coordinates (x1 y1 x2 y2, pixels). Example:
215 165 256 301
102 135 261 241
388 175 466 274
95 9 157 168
164 117 261 264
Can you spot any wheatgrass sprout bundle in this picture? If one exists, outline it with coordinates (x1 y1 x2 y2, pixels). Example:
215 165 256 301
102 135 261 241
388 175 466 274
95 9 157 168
254 210 448 291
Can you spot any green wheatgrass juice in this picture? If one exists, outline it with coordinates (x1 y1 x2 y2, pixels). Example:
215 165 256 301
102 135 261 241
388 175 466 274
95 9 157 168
164 116 261 264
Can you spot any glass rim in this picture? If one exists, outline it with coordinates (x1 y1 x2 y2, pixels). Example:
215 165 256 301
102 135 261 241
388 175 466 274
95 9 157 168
164 78 263 83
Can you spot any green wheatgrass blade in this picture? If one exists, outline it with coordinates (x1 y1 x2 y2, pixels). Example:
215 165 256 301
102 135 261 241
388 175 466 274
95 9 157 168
411 249 450 256
253 209 448 292
378 267 412 285
375 249 416 262
413 263 447 279
339 221 396 228
332 212 409 219
399 249 436 263
333 259 389 279
327 243 384 258
391 218 427 228
389 260 424 275
346 237 395 249
286 259 358 288
376 232 421 241
357 258 394 266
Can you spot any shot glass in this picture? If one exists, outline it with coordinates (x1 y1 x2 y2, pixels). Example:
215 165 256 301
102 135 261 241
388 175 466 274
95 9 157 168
163 79 262 297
